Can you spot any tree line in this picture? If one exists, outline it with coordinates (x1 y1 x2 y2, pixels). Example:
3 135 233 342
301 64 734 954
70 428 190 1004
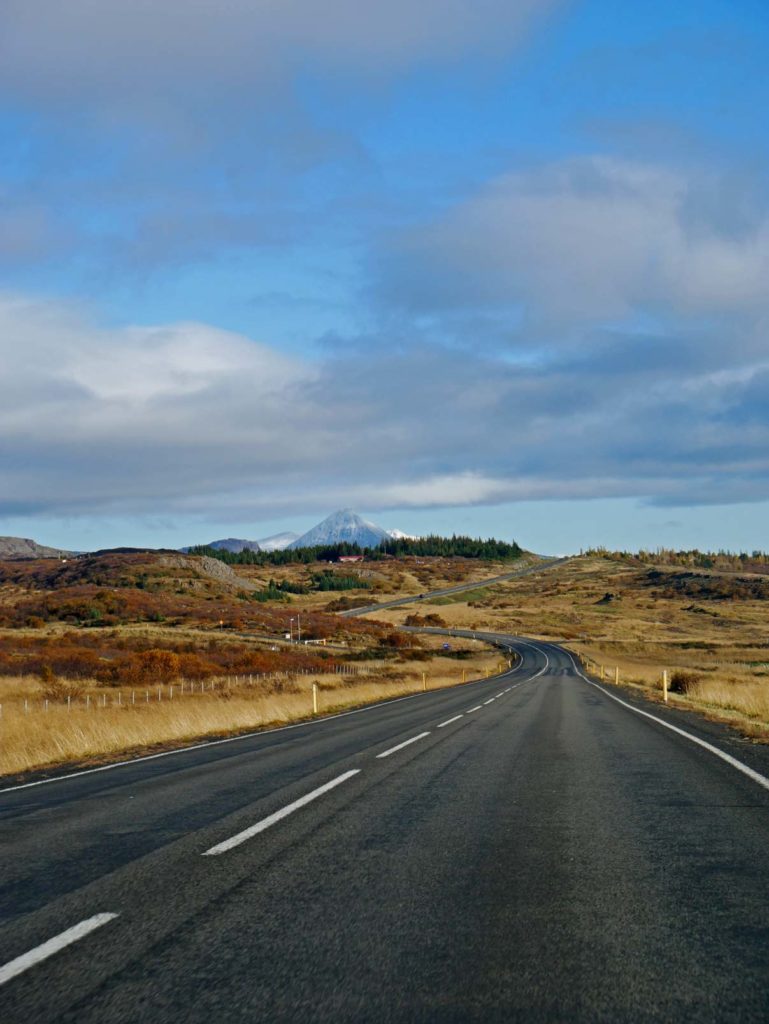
584 547 769 571
188 534 522 566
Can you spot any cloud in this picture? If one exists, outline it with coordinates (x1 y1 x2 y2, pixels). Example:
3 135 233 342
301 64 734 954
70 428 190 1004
3 288 769 522
0 195 70 268
0 1 556 104
376 155 769 331
0 2 563 278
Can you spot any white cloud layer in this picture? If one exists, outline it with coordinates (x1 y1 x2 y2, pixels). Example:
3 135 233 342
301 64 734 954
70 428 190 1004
2 277 769 521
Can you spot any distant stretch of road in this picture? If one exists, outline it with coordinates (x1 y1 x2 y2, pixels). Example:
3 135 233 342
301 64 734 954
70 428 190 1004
2 632 769 1021
340 555 571 616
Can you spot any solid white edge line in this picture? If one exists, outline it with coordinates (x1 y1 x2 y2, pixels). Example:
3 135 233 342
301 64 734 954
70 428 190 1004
437 715 464 729
0 913 118 986
531 648 550 679
203 769 361 856
467 705 483 713
376 732 431 760
564 650 769 794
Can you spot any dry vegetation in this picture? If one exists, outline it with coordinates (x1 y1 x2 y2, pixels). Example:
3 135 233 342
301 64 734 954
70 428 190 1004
15 545 766 774
0 641 502 778
365 557 769 742
0 549 511 778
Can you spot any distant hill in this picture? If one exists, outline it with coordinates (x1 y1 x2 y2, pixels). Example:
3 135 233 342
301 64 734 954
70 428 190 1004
0 536 72 560
288 509 390 550
181 532 301 554
180 537 261 554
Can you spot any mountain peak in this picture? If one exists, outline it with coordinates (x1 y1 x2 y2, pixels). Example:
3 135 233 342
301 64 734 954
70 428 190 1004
288 509 390 550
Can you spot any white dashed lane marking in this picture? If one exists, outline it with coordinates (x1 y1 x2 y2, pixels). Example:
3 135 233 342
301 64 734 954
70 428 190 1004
437 715 464 729
376 732 431 760
203 770 361 856
0 914 119 987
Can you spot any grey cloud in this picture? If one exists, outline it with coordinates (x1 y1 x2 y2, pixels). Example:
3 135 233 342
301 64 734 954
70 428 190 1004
375 156 769 331
0 1 557 103
0 2 561 275
0 197 71 267
3 293 769 521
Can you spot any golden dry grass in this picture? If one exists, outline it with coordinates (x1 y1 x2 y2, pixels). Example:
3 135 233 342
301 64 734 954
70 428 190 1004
364 556 769 741
0 647 503 777
686 677 769 720
233 554 540 613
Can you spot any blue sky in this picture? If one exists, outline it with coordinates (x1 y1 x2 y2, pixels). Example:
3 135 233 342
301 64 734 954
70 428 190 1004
1 0 768 553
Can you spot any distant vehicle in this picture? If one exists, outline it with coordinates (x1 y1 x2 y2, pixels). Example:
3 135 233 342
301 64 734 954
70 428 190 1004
442 642 451 650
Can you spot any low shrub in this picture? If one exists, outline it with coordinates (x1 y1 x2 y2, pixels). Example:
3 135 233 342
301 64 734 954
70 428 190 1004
669 670 702 694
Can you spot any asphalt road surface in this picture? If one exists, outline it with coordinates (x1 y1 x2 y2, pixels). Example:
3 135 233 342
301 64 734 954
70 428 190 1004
2 634 769 1022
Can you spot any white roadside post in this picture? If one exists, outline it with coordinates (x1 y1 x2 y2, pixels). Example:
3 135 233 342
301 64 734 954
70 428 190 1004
614 667 620 685
662 669 669 703
312 683 319 715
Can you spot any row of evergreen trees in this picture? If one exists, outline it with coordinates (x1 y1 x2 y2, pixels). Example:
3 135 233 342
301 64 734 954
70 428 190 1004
188 533 522 567
379 534 522 560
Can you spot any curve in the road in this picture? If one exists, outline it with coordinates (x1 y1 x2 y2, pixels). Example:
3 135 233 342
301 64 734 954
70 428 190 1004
3 632 769 1022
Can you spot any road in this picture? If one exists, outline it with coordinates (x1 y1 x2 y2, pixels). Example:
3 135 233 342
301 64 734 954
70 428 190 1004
339 557 570 616
2 634 769 1022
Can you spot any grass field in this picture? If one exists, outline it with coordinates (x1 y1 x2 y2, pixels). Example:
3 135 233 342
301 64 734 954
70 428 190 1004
363 556 769 742
0 637 503 777
6 546 768 776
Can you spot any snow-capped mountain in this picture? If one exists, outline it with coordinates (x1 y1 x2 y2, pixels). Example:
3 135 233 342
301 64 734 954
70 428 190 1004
386 528 420 541
184 515 415 555
288 509 390 550
256 531 300 552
